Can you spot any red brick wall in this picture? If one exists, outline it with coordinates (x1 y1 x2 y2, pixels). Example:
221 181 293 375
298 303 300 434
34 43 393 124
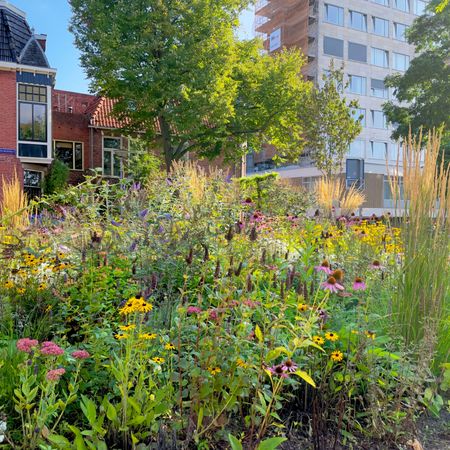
0 71 17 150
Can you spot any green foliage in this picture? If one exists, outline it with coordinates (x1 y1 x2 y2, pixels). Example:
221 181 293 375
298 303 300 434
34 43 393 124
69 0 312 170
303 65 362 177
383 0 450 161
126 137 162 184
43 160 69 195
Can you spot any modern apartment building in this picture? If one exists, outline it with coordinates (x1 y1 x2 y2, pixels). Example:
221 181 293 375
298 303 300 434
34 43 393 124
253 0 427 212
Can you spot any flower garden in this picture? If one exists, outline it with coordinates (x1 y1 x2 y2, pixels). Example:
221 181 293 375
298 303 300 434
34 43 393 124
0 154 449 449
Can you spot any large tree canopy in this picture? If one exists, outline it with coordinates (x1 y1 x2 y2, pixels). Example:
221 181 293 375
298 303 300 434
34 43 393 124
69 0 312 171
383 0 450 148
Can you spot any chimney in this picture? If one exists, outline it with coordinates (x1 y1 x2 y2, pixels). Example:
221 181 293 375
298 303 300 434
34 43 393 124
35 33 47 52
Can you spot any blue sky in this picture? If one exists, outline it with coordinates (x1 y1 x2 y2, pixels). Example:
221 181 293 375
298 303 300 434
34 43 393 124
11 1 254 94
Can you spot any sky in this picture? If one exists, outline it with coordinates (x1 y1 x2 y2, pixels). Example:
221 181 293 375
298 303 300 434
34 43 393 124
11 1 254 94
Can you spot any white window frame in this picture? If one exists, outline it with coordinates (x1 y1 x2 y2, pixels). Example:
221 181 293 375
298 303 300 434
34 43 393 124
393 52 410 71
102 136 125 178
53 140 84 171
348 75 366 95
394 22 408 41
324 4 344 26
371 110 388 129
349 10 367 32
372 17 389 37
371 47 389 68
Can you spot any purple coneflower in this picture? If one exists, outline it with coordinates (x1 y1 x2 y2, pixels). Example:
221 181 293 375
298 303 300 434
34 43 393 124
321 276 344 293
352 277 366 291
281 359 298 373
369 260 384 270
318 309 328 322
269 364 288 378
315 260 332 275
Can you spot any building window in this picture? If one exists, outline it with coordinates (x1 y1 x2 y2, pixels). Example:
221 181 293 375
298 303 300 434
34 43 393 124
413 0 427 15
371 110 388 129
372 17 389 37
324 4 344 26
394 23 408 41
23 170 42 199
372 0 388 5
348 75 366 95
371 141 388 159
371 78 389 98
103 137 125 177
348 139 365 158
384 175 404 202
18 84 47 143
371 48 389 67
352 108 366 127
348 42 367 62
323 36 343 58
393 52 410 71
349 11 367 31
54 141 83 170
395 0 410 12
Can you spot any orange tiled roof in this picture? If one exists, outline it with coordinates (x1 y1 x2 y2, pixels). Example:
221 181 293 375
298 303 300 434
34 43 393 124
89 97 129 129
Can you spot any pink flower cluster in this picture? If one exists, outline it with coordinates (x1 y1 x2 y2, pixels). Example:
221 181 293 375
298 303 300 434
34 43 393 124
187 306 202 315
71 350 90 360
46 368 66 381
40 341 64 356
16 338 39 353
268 360 298 378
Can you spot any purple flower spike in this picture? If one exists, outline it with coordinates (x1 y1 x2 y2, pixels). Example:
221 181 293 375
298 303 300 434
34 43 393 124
139 208 148 218
111 220 122 227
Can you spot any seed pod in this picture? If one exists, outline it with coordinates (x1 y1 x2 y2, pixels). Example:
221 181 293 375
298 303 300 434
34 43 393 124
234 262 243 277
249 227 257 241
261 249 266 265
202 244 210 262
225 226 234 242
214 260 221 279
185 248 193 265
246 273 253 292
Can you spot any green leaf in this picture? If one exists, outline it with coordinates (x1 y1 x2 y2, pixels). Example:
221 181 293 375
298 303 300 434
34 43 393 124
80 396 97 425
197 407 204 430
294 370 316 388
257 436 288 450
106 402 117 421
47 434 71 447
255 325 263 343
228 433 243 450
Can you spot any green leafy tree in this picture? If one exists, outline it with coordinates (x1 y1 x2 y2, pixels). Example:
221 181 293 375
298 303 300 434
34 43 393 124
69 0 311 171
383 0 450 160
303 67 362 178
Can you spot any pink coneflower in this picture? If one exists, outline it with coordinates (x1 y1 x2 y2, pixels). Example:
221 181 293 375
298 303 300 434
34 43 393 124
46 368 66 381
16 338 39 353
369 260 384 270
269 364 288 378
352 277 367 291
281 359 298 373
243 299 260 309
321 276 344 293
71 350 90 360
242 198 254 206
40 341 64 356
315 260 332 275
187 306 202 315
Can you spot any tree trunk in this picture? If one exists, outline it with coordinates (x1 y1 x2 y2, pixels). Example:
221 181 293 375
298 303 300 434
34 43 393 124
159 115 173 173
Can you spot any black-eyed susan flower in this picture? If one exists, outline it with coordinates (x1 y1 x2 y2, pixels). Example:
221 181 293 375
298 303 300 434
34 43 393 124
152 356 165 364
325 331 339 342
37 283 47 291
297 303 309 312
330 351 344 362
119 296 153 315
164 343 175 350
312 335 325 345
236 358 248 368
4 280 14 289
139 333 157 340
208 366 221 375
114 333 129 340
365 330 376 340
119 324 136 332
16 287 26 294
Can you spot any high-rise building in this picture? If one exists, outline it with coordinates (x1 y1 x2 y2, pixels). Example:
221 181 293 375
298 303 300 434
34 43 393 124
252 0 427 213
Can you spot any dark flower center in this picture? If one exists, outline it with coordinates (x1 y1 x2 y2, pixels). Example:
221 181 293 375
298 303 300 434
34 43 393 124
327 277 337 285
274 365 284 374
372 260 380 266
355 277 363 283
321 260 330 267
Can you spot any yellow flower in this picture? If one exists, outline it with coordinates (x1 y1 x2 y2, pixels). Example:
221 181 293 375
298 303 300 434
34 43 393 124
16 288 26 294
119 296 153 315
37 283 47 291
139 333 157 340
312 335 325 345
164 343 175 350
115 333 129 340
297 303 309 312
236 358 248 368
325 332 339 342
208 366 221 375
365 330 376 340
4 280 14 289
152 356 165 364
330 351 344 362
119 324 136 331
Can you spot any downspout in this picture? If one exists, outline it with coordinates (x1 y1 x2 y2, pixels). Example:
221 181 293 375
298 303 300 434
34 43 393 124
89 127 94 170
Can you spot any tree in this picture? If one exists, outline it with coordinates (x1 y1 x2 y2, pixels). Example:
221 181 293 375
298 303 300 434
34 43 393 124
69 0 311 171
383 0 450 159
302 67 362 178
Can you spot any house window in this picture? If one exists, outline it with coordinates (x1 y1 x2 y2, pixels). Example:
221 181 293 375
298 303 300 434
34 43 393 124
371 48 389 67
370 141 388 159
351 108 366 127
54 141 83 170
372 17 389 37
18 84 47 143
23 170 42 199
395 0 410 11
103 137 124 177
371 110 388 129
348 42 367 63
323 36 343 58
413 0 427 14
348 75 366 95
372 0 388 5
371 79 389 98
350 11 367 31
394 23 408 41
384 175 404 207
324 4 344 26
348 139 365 158
393 52 410 71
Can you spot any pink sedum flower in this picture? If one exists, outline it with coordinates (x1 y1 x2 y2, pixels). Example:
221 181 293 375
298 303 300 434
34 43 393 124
46 368 66 381
16 338 39 353
40 341 64 356
187 306 202 315
321 276 345 293
71 350 90 360
352 277 367 291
